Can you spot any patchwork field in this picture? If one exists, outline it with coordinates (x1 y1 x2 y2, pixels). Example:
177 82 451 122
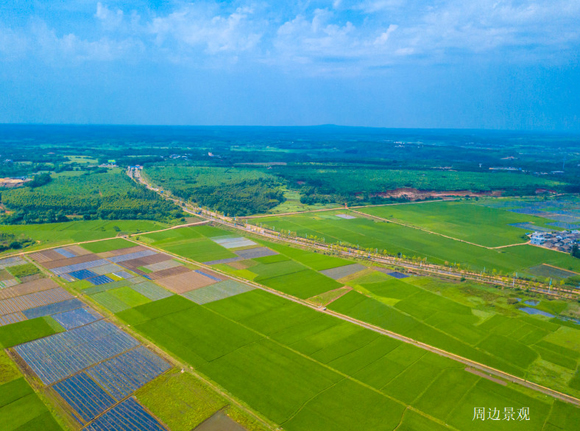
141 225 352 299
135 227 580 400
0 254 175 430
253 210 580 276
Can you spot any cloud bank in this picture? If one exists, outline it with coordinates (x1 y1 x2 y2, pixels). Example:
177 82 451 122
0 0 578 73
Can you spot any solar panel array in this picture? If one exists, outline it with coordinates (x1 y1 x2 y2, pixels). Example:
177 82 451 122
85 398 166 431
52 307 102 330
51 259 107 275
92 264 124 276
4 245 172 430
14 320 140 384
87 275 114 285
69 269 98 280
0 278 19 288
53 372 116 422
319 263 367 280
183 279 254 305
0 311 25 326
235 247 278 259
55 248 77 258
87 347 171 400
114 271 135 280
0 256 25 269
212 236 257 249
130 282 173 301
22 298 84 319
194 270 222 282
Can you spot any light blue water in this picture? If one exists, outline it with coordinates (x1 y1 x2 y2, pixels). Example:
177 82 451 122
524 300 540 306
519 307 554 318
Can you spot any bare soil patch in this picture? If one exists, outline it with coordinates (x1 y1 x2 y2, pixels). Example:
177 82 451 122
43 254 99 270
373 188 503 200
0 278 59 300
156 271 218 293
148 265 191 280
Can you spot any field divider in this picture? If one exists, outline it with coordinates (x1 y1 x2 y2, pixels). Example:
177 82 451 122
129 237 580 409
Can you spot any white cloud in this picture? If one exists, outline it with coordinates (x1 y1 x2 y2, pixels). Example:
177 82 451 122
149 4 264 56
0 27 29 60
374 24 397 45
95 2 124 28
31 20 143 63
0 0 579 72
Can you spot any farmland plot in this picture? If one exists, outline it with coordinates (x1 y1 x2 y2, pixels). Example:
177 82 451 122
255 211 580 275
116 288 560 430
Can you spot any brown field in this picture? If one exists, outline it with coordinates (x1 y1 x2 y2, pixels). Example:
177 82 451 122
195 269 226 281
63 245 92 256
0 287 72 315
0 270 14 281
121 253 172 270
156 271 218 293
43 253 99 270
19 274 44 284
228 260 256 270
103 245 147 257
30 249 67 263
148 265 191 280
0 278 59 301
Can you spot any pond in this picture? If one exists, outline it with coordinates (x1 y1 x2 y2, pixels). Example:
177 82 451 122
519 307 580 325
519 307 554 318
523 300 540 306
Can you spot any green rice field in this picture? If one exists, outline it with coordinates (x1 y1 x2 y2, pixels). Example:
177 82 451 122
115 288 567 431
0 220 167 253
358 200 557 247
329 272 580 398
253 209 580 276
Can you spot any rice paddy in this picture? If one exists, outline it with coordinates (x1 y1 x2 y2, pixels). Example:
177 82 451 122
114 286 562 430
253 208 580 276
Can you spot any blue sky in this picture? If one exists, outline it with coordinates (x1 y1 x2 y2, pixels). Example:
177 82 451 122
0 1 579 130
